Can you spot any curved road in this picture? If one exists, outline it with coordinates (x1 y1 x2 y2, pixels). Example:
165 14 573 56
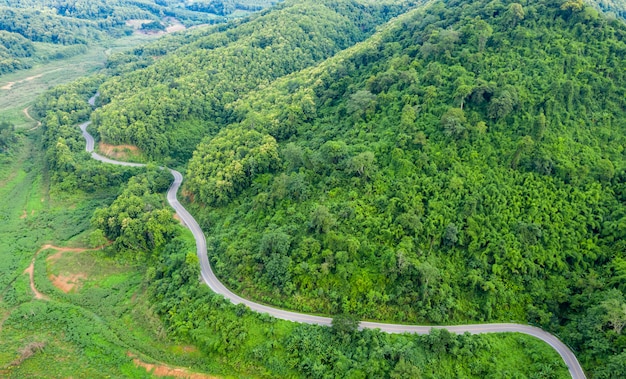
79 108 586 378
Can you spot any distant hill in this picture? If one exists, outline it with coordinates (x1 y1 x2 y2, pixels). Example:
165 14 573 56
0 0 279 75
590 0 626 18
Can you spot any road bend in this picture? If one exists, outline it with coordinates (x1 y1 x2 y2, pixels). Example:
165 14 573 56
80 100 586 379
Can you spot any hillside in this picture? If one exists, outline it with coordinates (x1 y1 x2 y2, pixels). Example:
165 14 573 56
88 0 421 162
175 0 626 375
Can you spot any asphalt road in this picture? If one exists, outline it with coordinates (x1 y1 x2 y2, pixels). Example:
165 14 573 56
80 101 586 378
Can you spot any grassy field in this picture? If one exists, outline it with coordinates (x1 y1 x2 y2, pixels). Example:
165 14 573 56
0 134 225 378
0 34 160 129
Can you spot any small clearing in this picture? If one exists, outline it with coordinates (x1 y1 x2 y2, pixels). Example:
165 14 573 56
49 273 86 293
45 245 97 293
98 142 141 160
128 353 220 379
20 210 27 219
25 244 98 299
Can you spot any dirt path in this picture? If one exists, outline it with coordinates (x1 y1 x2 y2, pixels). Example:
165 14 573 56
23 259 48 301
23 106 42 131
1 82 15 90
128 353 219 379
24 244 97 300
1 68 63 91
1 74 44 91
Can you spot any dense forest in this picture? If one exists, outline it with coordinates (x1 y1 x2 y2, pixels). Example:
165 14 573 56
32 0 626 377
186 0 625 375
27 53 570 379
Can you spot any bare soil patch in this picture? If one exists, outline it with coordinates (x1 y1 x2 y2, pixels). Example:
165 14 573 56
49 273 87 293
20 210 27 219
99 142 141 160
173 213 185 226
24 244 99 299
128 352 220 379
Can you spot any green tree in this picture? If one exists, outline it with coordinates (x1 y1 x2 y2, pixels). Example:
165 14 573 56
309 205 336 234
346 151 377 180
331 313 359 336
441 108 467 139
602 289 626 334
347 90 376 120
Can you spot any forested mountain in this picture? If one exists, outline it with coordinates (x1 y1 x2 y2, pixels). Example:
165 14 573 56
0 0 278 75
182 0 626 375
36 0 626 376
90 0 422 162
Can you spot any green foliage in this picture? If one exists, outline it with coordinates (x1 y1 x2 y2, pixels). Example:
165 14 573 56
149 231 569 378
91 171 177 257
593 1 626 18
33 75 144 193
0 31 34 74
0 0 278 76
140 20 166 32
331 313 359 336
0 120 17 153
186 0 277 16
25 0 624 376
186 126 280 205
177 0 626 375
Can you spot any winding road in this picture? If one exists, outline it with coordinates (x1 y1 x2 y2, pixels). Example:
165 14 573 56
80 94 586 379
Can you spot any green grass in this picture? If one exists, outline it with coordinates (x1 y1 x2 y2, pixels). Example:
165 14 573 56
0 136 222 378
